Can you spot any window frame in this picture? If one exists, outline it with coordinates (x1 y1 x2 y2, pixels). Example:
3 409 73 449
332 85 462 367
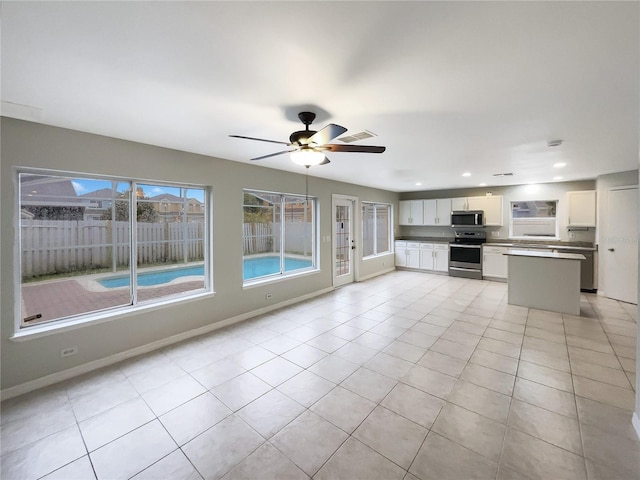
362 201 393 259
15 168 212 334
242 189 319 286
509 199 560 240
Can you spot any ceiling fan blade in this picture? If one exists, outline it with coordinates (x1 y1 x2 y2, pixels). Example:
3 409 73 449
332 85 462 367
322 144 386 154
230 135 290 146
250 149 296 161
319 157 331 165
307 124 348 146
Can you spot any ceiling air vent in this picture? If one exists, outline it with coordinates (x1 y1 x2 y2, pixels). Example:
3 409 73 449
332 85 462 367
493 172 514 177
338 130 376 143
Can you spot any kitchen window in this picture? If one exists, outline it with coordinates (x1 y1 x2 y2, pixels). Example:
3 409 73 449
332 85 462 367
362 202 392 258
18 170 210 330
243 189 317 284
510 200 559 239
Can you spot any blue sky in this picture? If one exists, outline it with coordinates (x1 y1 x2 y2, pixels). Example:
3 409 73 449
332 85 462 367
71 178 205 201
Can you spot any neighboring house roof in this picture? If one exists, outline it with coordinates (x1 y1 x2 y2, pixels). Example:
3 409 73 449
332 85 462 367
149 193 202 205
20 175 87 207
79 188 115 199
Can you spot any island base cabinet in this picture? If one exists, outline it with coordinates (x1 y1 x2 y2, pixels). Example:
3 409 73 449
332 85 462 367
507 255 581 315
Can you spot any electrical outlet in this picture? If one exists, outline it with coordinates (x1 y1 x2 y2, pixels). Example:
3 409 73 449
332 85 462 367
265 293 273 300
60 346 78 358
491 231 500 237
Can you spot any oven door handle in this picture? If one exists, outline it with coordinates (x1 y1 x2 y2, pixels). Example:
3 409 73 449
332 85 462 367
451 244 481 249
449 266 481 272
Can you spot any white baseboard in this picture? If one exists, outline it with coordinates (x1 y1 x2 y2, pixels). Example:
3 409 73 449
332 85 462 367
358 267 396 282
1 286 334 401
633 411 640 441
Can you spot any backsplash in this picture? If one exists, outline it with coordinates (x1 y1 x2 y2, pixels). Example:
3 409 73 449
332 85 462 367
397 224 596 245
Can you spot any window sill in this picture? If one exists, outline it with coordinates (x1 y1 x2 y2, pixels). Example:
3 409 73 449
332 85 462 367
11 290 215 342
243 268 320 289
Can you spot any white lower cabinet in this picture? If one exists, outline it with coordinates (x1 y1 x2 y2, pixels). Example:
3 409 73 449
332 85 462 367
395 241 420 268
397 241 448 272
406 243 420 268
483 246 508 279
420 243 435 270
395 241 407 267
433 243 449 272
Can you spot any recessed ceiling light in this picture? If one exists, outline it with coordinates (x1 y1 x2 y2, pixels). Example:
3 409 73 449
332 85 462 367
462 172 471 177
553 176 563 180
479 183 487 187
553 162 566 168
415 182 422 186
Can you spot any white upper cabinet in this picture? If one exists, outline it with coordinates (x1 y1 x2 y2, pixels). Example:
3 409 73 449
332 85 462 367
567 190 596 227
423 198 452 226
399 200 425 225
451 197 469 211
468 195 503 226
452 195 504 226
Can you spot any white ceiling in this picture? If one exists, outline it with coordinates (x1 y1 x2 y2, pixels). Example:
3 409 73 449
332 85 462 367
2 1 638 192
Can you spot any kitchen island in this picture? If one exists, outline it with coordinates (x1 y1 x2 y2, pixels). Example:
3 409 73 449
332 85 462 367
506 249 586 315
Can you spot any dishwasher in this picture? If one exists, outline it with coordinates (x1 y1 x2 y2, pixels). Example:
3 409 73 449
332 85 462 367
553 248 596 292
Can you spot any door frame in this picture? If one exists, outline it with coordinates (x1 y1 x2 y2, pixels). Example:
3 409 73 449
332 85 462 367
332 194 359 287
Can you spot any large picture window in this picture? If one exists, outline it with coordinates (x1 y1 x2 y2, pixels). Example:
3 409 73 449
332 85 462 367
362 202 392 258
510 200 559 239
18 171 209 329
243 190 317 283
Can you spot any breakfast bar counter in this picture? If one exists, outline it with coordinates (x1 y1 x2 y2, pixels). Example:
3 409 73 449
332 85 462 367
506 249 586 315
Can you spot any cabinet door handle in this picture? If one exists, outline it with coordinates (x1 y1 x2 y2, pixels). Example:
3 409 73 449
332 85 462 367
608 248 615 252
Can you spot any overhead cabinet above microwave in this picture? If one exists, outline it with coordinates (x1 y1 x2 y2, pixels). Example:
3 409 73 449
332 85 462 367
399 195 503 226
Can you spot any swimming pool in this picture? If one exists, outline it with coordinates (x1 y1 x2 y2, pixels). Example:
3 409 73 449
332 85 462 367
97 256 313 288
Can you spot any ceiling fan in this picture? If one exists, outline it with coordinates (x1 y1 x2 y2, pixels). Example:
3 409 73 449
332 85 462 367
229 111 386 167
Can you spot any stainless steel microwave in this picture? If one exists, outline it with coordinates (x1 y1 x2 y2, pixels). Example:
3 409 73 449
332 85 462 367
451 210 484 227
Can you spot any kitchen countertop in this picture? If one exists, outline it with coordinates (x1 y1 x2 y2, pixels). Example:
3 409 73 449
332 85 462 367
395 236 454 242
396 238 596 251
505 248 586 260
484 241 597 251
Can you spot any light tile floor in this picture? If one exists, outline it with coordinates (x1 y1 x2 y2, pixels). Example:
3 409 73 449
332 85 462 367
2 270 639 480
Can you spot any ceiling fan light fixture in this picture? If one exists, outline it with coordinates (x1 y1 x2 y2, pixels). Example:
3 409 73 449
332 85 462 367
290 148 325 166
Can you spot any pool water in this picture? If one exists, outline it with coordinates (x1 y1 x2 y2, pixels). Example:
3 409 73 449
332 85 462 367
97 256 312 288
243 256 313 280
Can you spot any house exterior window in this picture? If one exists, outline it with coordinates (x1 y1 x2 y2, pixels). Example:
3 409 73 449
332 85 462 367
18 171 210 329
362 202 392 258
510 200 559 239
243 189 317 283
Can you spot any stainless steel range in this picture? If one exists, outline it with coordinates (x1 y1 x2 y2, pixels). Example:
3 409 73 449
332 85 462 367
449 229 486 279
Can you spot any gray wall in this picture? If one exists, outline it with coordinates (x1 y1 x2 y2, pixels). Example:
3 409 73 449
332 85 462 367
399 181 597 244
0 118 398 391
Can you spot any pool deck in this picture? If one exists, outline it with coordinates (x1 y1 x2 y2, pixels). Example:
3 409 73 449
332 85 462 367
21 279 204 326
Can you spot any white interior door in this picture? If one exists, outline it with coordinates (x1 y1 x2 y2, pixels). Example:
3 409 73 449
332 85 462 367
604 186 638 304
334 198 355 287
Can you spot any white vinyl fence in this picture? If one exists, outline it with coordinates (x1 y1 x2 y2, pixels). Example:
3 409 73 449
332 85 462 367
243 222 313 256
21 219 204 277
